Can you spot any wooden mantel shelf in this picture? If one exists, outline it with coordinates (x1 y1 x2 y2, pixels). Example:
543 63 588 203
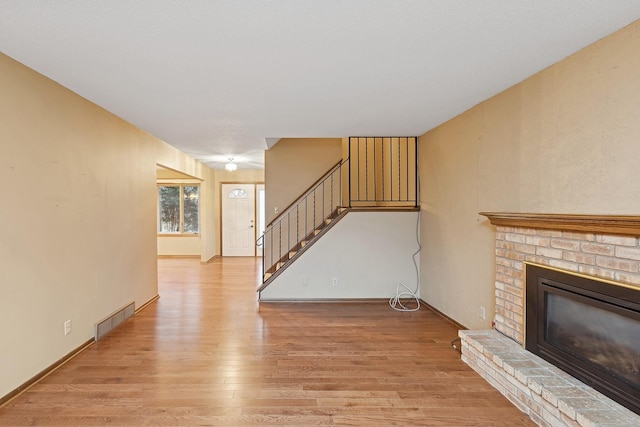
479 212 640 236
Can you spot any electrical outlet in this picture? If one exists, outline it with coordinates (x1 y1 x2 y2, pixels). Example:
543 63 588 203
303 276 308 286
64 319 72 336
479 306 486 320
332 277 338 286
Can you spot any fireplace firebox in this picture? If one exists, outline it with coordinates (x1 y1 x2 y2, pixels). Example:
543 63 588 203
525 263 640 415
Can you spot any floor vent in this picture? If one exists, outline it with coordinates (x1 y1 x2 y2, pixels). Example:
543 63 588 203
95 302 135 341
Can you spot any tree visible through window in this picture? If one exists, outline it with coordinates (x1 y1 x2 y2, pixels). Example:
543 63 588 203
158 185 199 234
182 185 199 233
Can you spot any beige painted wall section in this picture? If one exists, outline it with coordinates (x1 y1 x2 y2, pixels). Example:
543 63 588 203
157 236 200 256
419 21 640 330
265 138 342 224
0 52 215 398
156 167 197 179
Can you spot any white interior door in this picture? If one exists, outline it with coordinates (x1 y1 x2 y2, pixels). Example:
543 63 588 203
222 184 256 256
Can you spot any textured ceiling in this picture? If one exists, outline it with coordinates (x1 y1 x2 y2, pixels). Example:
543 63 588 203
1 1 639 169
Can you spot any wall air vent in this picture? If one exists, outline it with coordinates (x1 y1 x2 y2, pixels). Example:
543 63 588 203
95 302 135 341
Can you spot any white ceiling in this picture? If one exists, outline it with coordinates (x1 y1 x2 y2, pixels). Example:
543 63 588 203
1 1 639 170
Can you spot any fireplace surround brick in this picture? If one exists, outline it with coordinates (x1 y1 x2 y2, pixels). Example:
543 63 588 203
461 214 640 427
493 226 640 344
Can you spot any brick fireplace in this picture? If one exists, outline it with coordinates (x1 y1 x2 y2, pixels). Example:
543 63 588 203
459 213 640 427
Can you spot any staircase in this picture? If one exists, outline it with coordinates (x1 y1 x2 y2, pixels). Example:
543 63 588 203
259 205 348 289
258 136 418 292
258 160 347 291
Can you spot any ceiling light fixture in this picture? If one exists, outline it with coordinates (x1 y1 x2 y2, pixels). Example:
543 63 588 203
225 158 237 172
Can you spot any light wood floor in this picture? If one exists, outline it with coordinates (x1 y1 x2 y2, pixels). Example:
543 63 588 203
0 257 534 426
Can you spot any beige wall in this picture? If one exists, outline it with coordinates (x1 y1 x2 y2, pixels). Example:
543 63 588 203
157 236 201 256
265 138 342 224
156 167 197 179
0 52 216 398
419 21 640 329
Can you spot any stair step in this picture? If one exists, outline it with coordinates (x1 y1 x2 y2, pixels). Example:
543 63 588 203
261 206 348 286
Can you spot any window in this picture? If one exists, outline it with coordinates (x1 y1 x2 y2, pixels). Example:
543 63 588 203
158 184 200 234
228 188 248 199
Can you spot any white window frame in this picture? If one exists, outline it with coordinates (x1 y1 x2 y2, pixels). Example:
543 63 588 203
157 182 200 236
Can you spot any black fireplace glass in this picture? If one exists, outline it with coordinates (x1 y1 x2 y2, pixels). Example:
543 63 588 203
545 292 640 390
526 264 640 414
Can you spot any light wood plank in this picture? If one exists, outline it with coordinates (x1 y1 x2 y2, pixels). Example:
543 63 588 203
0 257 534 426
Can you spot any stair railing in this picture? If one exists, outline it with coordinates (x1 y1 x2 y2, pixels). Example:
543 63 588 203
348 136 418 208
259 136 418 284
261 159 347 280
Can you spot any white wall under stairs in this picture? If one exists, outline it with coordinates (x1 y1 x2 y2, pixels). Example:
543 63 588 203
259 211 420 300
